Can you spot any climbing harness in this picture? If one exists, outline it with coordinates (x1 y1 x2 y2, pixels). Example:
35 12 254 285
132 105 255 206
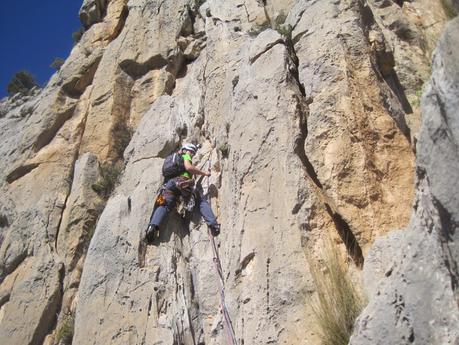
185 194 195 212
205 158 238 345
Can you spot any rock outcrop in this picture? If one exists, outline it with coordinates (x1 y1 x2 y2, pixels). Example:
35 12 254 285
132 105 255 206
350 17 459 345
0 1 455 345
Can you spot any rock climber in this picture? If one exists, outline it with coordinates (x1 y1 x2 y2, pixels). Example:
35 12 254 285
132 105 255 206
145 143 220 242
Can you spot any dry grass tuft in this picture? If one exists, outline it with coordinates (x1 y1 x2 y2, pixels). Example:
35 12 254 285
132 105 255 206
309 240 365 345
56 314 74 345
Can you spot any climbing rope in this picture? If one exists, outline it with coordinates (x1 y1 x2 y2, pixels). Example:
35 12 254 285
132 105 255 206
206 157 238 345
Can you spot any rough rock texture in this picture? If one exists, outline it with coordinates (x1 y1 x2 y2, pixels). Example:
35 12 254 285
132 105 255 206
350 17 459 345
289 0 415 259
0 0 454 344
80 0 109 28
73 21 314 345
365 0 449 143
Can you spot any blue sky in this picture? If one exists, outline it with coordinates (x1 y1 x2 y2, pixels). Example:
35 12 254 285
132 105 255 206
0 1 82 98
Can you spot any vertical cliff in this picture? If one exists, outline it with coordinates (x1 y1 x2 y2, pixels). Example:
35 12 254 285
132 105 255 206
350 17 459 345
0 1 455 345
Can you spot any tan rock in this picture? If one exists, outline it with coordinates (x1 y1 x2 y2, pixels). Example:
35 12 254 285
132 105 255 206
0 1 453 344
291 0 415 257
0 256 62 345
129 68 175 127
366 0 448 140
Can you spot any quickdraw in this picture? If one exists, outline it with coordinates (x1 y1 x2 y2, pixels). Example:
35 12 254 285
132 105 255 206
155 194 166 206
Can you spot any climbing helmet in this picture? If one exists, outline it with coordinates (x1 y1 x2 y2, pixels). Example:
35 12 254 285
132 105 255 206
181 143 198 154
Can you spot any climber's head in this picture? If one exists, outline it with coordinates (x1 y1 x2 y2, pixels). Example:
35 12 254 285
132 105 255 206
181 143 198 156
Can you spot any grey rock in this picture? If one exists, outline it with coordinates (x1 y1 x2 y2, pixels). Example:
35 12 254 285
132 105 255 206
0 255 63 345
56 153 105 275
350 17 459 345
0 1 455 344
291 0 415 253
73 13 313 344
79 0 108 28
418 17 459 246
361 229 404 298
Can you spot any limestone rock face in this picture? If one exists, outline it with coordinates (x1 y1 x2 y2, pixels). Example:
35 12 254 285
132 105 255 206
0 0 454 345
289 0 415 259
80 0 108 28
350 17 459 345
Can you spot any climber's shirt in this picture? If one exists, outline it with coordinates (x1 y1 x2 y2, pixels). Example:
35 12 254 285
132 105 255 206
180 153 192 179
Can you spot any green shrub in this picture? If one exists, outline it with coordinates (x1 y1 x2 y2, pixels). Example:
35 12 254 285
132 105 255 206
441 0 458 19
72 27 85 44
219 143 230 158
92 162 122 198
309 241 365 345
56 314 74 345
50 57 65 71
7 70 38 96
275 23 292 39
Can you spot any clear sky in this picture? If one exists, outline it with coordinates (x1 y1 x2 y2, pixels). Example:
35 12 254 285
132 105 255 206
0 1 82 99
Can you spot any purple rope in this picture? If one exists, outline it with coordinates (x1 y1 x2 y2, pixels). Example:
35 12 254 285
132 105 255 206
208 227 237 345
206 157 238 345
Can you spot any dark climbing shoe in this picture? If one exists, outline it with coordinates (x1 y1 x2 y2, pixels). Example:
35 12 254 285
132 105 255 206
146 225 159 243
210 224 220 236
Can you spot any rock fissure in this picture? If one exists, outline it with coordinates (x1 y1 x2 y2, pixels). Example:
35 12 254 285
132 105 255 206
55 87 97 264
0 291 10 309
290 8 306 32
351 18 459 344
249 39 284 64
295 114 366 265
242 2 251 24
44 263 67 345
1 2 457 345
238 126 274 185
156 0 166 15
286 19 366 266
266 257 270 315
44 198 58 252
5 163 40 184
5 159 74 185
29 263 64 345
432 196 459 291
53 190 71 255
356 0 414 131
434 91 459 152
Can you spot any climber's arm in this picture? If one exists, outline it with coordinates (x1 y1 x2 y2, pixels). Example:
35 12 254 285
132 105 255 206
184 159 210 177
